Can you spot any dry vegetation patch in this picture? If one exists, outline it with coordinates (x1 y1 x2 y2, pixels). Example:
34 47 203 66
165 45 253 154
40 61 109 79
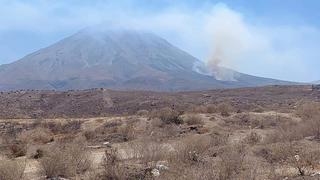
0 159 26 180
0 92 319 179
40 138 92 178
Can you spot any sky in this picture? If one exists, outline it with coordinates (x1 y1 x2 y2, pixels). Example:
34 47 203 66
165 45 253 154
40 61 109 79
0 0 319 82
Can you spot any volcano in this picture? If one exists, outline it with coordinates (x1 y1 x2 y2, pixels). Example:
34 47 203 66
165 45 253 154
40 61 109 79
0 28 293 91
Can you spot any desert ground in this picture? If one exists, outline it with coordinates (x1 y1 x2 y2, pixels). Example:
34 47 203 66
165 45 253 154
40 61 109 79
0 85 320 180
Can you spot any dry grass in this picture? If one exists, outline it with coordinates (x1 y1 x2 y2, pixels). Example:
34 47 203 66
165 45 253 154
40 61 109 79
265 106 320 143
98 148 124 179
174 135 213 164
18 127 53 144
224 112 293 130
243 131 262 145
8 141 27 158
94 147 151 180
0 159 26 180
217 143 247 180
296 102 320 120
136 109 149 116
151 107 183 125
184 114 204 126
255 142 296 164
217 103 233 117
90 120 136 143
0 95 319 179
40 138 92 178
42 120 82 134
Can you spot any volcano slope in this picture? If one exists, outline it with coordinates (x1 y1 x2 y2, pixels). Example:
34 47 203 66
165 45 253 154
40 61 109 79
0 28 293 92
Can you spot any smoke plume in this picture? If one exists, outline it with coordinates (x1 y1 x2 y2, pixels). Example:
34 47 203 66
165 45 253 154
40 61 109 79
205 4 263 81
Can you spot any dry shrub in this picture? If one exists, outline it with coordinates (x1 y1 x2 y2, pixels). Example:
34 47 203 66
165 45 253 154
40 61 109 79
266 117 320 143
140 142 168 165
161 162 217 180
217 143 247 180
225 113 290 129
127 138 168 166
257 143 320 176
90 120 136 143
307 118 320 140
252 105 265 113
206 104 218 113
174 135 213 164
136 109 149 116
290 149 320 176
8 141 27 158
99 148 123 179
83 129 96 140
32 148 44 159
40 138 92 178
1 122 22 140
28 118 43 129
61 120 82 132
0 159 26 180
296 102 320 120
209 131 229 147
255 142 296 164
190 105 209 113
151 107 183 125
184 114 204 126
96 148 149 180
43 120 82 134
266 125 302 143
295 102 320 140
18 127 53 144
217 103 233 117
40 149 68 178
244 131 262 145
117 123 136 141
224 113 251 127
103 120 123 129
146 118 181 140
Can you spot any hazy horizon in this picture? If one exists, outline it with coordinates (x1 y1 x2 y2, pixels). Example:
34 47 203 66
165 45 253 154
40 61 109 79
1 0 320 82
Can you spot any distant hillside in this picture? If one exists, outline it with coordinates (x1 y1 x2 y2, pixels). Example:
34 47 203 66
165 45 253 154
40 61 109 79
0 85 316 119
0 28 294 91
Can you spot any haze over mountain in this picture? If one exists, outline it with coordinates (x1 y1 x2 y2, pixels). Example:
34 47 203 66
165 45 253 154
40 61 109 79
0 28 293 91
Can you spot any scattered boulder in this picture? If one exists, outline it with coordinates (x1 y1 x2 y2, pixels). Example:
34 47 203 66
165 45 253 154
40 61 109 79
156 161 169 171
103 141 112 148
151 169 160 177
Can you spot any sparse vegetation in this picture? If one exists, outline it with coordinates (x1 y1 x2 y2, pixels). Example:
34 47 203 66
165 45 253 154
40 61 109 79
40 139 92 178
0 86 319 179
152 107 184 125
18 127 53 144
217 103 233 117
217 144 247 180
244 131 262 145
0 159 26 180
8 141 27 158
184 114 204 125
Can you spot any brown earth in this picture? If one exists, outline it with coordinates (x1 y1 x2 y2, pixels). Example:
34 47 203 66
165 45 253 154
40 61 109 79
0 85 319 119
